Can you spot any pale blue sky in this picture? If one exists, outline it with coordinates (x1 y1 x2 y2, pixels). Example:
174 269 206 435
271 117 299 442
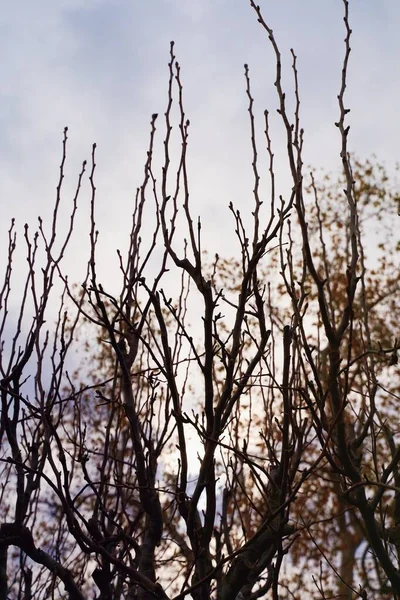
1 0 399 300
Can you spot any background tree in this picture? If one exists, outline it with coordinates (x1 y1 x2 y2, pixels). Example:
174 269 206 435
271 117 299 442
279 157 400 599
0 1 399 599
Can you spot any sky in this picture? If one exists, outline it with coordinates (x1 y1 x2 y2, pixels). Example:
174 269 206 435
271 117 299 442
1 0 399 324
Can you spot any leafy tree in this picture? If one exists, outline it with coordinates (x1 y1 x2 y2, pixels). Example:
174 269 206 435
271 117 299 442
0 2 399 599
265 157 400 598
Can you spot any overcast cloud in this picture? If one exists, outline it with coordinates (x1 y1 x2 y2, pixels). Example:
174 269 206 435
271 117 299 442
1 0 399 310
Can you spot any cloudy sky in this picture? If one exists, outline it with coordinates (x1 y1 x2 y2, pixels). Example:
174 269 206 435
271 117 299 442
1 0 399 311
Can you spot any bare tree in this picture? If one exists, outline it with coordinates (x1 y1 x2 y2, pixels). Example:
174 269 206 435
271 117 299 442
1 1 399 599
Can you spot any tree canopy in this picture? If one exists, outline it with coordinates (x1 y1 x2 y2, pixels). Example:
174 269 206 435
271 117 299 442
0 2 399 599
